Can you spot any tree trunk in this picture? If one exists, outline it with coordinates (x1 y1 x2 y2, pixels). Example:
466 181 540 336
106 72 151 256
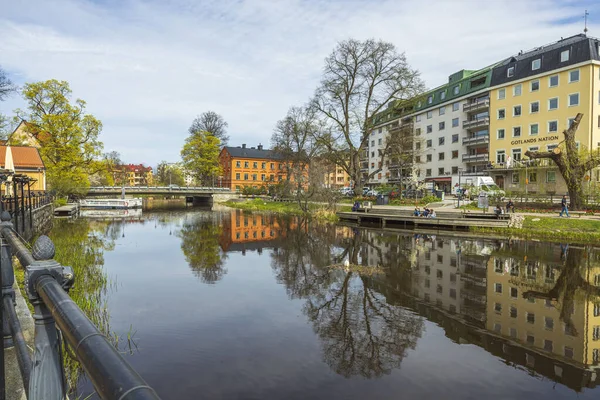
352 152 363 196
565 170 585 210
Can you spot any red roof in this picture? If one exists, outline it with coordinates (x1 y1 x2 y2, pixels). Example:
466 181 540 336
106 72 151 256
118 164 153 173
0 146 45 169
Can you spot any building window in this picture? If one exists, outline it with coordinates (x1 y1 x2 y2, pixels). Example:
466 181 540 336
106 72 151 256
498 88 506 99
510 287 518 298
439 121 445 130
531 59 541 70
510 306 517 318
439 106 446 115
426 139 432 148
426 154 432 162
513 127 521 137
453 85 460 95
498 109 505 119
236 161 241 167
415 156 421 163
507 67 514 77
371 151 375 157
270 163 274 169
252 174 257 181
426 169 432 177
452 134 459 143
527 312 535 324
261 174 265 181
568 93 580 106
438 152 445 160
438 167 444 175
497 129 505 139
416 115 422 122
512 172 519 183
530 123 539 135
548 120 558 132
513 105 522 116
440 90 446 100
594 326 600 341
514 84 522 96
452 102 459 111
564 347 574 359
244 161 249 168
235 173 240 180
531 80 540 92
549 97 558 110
415 128 421 136
452 166 458 174
416 142 421 150
529 172 537 183
427 111 433 119
427 125 433 133
543 340 553 352
569 69 580 83
452 118 459 127
530 101 539 113
427 95 433 104
251 162 256 168
243 173 248 180
371 140 375 146
439 137 445 146
496 150 506 163
560 50 570 62
512 148 521 162
378 138 382 145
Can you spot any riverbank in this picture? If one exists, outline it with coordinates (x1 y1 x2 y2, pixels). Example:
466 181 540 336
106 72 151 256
224 199 347 221
473 215 600 245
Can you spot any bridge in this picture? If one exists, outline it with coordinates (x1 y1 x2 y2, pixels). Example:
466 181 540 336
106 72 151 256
86 186 239 205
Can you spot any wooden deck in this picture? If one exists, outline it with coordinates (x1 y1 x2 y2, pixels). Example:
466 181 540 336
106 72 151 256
54 203 79 217
337 210 510 230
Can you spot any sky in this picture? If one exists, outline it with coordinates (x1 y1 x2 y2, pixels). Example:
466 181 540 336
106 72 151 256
1 0 600 167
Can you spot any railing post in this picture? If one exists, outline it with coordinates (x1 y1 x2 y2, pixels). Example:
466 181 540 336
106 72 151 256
12 181 18 236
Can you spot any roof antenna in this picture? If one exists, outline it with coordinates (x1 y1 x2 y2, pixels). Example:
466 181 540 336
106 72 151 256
584 9 589 35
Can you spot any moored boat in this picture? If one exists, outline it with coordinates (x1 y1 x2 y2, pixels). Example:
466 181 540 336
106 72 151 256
79 198 142 209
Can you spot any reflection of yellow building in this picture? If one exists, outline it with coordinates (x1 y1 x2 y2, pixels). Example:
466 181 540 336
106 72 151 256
486 254 600 368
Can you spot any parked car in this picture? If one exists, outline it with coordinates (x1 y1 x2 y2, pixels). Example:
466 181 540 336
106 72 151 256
366 189 379 197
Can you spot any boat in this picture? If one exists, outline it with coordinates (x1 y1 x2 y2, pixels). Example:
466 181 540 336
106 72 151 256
79 198 143 209
79 208 142 219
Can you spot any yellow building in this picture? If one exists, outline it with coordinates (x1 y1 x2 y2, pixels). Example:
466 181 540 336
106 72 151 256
488 34 600 194
324 163 351 189
115 164 154 186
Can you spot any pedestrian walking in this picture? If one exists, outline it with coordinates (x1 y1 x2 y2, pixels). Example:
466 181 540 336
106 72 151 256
559 195 570 217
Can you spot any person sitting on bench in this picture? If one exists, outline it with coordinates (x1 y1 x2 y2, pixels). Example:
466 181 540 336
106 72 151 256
422 208 430 218
352 201 360 212
494 205 503 217
505 199 514 213
429 209 437 218
413 207 420 216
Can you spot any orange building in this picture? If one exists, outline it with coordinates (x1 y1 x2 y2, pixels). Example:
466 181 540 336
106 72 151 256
0 146 46 192
219 144 308 191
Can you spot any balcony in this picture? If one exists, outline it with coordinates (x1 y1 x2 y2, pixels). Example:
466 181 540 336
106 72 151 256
463 116 490 130
462 153 489 163
463 99 490 113
462 135 489 146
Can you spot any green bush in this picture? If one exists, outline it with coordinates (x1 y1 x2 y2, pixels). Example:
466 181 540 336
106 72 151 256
421 195 439 204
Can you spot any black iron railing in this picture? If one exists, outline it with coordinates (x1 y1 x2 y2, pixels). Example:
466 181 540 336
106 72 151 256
0 215 161 399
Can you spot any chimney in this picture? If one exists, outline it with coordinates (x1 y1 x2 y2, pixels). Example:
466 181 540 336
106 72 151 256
257 144 263 150
242 144 246 149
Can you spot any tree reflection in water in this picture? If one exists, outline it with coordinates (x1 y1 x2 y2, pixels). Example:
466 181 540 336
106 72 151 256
177 213 228 284
271 222 424 378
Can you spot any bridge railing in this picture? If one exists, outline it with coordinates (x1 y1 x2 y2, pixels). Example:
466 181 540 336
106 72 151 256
0 214 161 399
88 186 234 192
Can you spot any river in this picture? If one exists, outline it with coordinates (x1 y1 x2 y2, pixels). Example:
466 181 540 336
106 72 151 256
54 207 600 399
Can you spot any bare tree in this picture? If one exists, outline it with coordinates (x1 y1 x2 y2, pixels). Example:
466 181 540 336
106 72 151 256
525 113 600 210
271 106 324 211
311 39 424 196
188 111 229 146
0 66 16 101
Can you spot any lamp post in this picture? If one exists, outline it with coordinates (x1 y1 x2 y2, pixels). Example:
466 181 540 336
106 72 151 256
457 168 464 208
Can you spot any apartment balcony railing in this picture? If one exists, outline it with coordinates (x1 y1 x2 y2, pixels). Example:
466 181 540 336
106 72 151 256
487 159 554 170
462 116 490 130
462 153 489 163
462 135 489 146
463 99 490 113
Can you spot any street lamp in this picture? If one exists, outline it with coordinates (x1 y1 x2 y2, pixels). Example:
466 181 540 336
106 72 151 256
457 168 464 208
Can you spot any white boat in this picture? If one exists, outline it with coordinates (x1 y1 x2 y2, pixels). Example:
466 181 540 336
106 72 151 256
79 209 142 219
79 198 143 209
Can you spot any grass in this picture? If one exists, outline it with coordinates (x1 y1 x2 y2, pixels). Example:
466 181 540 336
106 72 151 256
472 215 600 244
224 199 340 222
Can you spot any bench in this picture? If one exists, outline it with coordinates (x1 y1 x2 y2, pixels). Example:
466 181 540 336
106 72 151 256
356 201 373 213
569 211 587 218
462 211 510 220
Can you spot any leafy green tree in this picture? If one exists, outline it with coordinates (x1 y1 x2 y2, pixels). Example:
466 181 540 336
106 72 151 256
180 130 222 186
155 161 185 186
15 80 105 196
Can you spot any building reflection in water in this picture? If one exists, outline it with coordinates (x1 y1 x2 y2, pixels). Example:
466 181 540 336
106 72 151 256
359 228 600 392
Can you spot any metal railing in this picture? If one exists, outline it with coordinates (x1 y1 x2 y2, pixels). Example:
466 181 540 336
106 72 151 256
463 99 490 113
0 217 161 399
462 135 489 146
88 186 234 192
462 153 489 162
462 117 490 130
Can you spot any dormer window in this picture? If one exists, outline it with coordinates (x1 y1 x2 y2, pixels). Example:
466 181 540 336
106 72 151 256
507 67 515 78
532 59 541 70
453 85 460 95
427 95 433 104
440 91 446 100
560 50 570 62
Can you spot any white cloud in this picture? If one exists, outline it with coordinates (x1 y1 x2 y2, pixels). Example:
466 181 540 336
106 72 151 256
0 0 598 165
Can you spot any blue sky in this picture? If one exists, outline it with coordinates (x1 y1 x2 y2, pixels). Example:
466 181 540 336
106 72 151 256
1 0 599 167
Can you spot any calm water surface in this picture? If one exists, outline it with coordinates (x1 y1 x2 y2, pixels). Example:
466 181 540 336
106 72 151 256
60 208 600 399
